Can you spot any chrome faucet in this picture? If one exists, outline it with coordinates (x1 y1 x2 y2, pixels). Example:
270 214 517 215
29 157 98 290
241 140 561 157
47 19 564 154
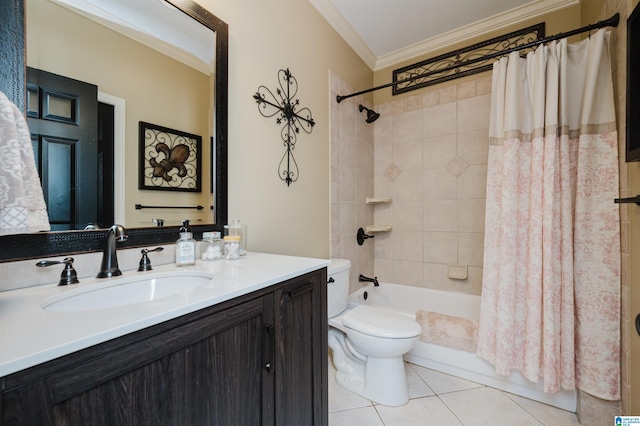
97 224 128 278
359 274 379 287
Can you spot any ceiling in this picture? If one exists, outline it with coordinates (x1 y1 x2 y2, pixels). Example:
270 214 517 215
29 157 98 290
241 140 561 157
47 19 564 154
55 0 577 74
51 0 215 73
309 0 577 70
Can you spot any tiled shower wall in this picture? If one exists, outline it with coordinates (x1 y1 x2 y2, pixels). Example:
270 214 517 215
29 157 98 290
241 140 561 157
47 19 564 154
329 70 375 293
372 75 492 295
329 70 490 297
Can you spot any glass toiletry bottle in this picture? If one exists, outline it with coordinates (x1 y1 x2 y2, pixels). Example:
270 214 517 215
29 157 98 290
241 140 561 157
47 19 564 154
175 220 196 266
224 219 247 255
223 235 241 260
201 231 223 261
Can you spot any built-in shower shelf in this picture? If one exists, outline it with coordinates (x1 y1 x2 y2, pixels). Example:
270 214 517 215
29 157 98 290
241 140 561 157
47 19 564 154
365 198 391 234
366 197 392 205
365 225 392 233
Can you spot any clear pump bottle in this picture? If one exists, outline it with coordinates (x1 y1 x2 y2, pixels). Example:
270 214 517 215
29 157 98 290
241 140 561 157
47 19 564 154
175 220 196 266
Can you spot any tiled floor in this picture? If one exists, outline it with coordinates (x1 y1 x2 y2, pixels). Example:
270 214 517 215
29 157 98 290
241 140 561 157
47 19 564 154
328 358 582 425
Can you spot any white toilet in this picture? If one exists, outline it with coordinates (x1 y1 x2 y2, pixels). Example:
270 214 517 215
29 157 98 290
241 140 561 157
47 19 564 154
327 259 422 406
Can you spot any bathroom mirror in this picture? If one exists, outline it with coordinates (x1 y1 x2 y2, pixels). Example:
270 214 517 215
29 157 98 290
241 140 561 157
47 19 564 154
0 0 228 261
627 1 640 162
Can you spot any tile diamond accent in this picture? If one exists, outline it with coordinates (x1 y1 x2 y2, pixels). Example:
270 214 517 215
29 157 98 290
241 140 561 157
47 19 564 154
384 163 402 182
446 156 469 177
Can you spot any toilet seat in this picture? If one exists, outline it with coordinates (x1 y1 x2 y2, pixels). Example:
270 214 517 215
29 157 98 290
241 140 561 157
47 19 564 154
342 305 421 339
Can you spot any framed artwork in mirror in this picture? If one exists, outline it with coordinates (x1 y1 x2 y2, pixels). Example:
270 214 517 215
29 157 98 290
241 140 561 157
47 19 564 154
139 121 202 192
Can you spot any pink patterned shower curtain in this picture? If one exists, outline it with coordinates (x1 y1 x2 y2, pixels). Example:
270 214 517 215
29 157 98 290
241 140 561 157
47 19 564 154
477 29 620 400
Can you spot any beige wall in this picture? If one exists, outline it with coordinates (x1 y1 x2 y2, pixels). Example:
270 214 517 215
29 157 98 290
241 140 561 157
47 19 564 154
198 0 372 258
27 0 213 228
26 0 373 258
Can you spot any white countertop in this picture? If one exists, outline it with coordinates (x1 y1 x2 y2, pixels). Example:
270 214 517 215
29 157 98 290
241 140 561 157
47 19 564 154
0 252 329 377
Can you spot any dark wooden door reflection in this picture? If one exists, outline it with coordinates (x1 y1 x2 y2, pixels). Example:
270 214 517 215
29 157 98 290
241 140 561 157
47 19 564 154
26 67 113 230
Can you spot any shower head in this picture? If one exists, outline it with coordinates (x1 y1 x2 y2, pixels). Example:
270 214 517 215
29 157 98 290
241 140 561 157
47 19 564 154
358 104 380 123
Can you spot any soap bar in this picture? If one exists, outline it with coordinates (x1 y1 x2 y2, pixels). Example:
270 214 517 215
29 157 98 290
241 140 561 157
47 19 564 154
448 264 468 280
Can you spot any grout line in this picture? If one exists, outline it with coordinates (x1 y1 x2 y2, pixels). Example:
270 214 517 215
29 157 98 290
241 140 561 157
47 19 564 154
372 404 387 426
502 391 547 425
329 360 579 426
435 394 467 425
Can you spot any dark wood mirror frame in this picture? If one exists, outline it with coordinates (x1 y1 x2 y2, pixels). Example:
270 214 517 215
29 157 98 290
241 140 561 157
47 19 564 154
0 0 228 262
627 1 640 162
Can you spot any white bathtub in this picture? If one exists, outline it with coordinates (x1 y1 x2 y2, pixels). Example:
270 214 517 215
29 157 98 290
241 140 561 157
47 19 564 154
347 283 577 412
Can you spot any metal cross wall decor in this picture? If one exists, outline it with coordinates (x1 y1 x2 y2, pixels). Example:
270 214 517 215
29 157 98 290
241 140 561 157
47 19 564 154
253 68 315 186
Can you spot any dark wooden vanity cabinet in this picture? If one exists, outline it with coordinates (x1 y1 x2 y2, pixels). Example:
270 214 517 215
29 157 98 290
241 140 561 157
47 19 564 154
0 268 328 426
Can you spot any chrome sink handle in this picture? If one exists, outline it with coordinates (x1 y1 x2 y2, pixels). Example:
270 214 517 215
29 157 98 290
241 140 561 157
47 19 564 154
138 247 164 272
36 257 80 286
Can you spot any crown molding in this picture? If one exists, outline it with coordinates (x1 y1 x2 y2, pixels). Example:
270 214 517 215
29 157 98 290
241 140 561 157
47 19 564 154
308 0 578 72
308 0 377 69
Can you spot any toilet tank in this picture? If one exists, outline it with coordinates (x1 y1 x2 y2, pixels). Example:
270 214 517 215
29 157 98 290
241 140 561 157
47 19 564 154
327 259 351 318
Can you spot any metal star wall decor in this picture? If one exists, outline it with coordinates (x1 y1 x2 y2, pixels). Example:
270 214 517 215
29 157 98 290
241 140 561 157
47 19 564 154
253 68 315 186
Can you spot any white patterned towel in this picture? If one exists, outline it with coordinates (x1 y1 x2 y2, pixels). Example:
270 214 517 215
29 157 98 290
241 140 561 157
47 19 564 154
0 91 50 235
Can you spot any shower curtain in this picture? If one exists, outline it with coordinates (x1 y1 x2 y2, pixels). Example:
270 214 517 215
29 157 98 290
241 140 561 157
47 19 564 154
477 28 620 400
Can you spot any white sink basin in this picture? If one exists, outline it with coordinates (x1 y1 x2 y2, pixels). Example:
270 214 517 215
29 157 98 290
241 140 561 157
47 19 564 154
41 270 214 312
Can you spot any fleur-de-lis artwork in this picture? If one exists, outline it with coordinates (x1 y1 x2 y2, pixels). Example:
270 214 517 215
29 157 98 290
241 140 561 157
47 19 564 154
149 143 190 181
139 122 202 192
253 68 315 186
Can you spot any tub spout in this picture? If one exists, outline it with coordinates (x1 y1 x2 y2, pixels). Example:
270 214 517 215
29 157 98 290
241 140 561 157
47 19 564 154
359 274 379 287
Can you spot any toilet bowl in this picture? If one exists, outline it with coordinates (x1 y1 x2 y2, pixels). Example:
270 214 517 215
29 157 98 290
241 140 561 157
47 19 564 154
327 259 421 406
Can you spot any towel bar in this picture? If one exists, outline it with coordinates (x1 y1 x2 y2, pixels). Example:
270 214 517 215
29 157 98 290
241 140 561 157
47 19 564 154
613 196 640 205
135 204 204 210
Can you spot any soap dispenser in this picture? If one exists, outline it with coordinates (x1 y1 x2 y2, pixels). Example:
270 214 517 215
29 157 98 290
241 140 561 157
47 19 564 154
175 220 196 266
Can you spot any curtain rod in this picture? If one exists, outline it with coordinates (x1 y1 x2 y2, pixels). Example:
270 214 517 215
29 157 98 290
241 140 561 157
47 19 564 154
336 13 620 103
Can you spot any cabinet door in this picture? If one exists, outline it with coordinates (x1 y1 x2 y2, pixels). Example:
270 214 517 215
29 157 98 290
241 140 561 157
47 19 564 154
1 295 274 426
274 270 328 426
